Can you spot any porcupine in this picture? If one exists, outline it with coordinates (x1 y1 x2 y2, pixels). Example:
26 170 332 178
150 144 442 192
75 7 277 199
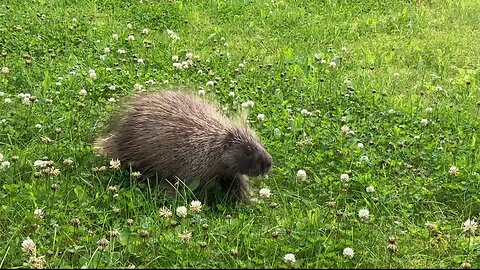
94 89 272 204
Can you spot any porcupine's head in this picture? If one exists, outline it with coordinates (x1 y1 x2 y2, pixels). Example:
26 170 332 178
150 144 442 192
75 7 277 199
219 125 273 178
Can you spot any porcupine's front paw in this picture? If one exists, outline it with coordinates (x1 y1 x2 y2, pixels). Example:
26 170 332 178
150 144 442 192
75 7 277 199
228 175 254 204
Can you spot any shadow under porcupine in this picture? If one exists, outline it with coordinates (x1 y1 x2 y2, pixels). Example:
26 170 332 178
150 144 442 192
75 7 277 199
94 88 272 205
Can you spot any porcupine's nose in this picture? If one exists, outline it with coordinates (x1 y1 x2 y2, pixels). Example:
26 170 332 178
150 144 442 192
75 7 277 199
261 152 273 175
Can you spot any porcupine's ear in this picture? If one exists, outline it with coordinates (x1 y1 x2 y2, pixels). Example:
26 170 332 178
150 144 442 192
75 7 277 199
223 130 235 151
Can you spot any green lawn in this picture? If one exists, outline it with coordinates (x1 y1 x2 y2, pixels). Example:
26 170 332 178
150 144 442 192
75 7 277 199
1 0 479 268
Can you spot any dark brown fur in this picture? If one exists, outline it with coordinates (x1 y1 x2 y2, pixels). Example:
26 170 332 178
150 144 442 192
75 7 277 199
94 89 272 203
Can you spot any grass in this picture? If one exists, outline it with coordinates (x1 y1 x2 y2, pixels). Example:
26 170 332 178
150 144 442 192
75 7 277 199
1 0 480 268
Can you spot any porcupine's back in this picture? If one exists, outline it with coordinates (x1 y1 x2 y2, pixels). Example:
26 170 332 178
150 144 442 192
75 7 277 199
98 90 233 180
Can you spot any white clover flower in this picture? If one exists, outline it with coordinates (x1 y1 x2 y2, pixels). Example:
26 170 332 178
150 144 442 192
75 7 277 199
358 208 370 219
206 80 215 87
112 33 119 40
176 206 187 218
341 125 350 135
241 100 254 108
131 171 142 179
198 89 206 96
449 166 459 176
63 158 74 166
283 253 296 263
296 169 307 181
108 97 116 103
181 61 190 69
97 237 110 249
88 71 97 80
257 114 265 121
29 255 45 269
4 98 11 103
343 247 354 258
393 72 400 77
134 83 143 91
127 23 133 29
109 159 121 169
259 188 271 198
55 81 62 86
108 85 116 91
228 91 235 97
1 160 11 170
104 47 111 53
238 63 245 68
172 55 179 62
137 58 144 64
421 119 428 126
35 124 42 129
357 143 364 149
34 208 44 219
172 62 183 69
166 29 180 40
463 219 477 235
21 238 36 255
48 167 60 176
360 155 369 162
1 67 10 74
329 61 337 68
34 160 48 168
127 35 135 41
186 52 193 59
142 28 149 35
425 107 433 113
190 200 202 213
179 231 192 242
366 186 375 193
22 97 31 106
320 59 327 64
300 109 310 116
158 206 173 218
79 89 87 96
162 80 169 84
413 135 421 140
145 79 156 85
340 173 350 182
117 48 126 54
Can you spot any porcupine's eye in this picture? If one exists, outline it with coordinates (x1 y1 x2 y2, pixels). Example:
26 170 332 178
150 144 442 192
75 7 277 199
245 145 253 156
